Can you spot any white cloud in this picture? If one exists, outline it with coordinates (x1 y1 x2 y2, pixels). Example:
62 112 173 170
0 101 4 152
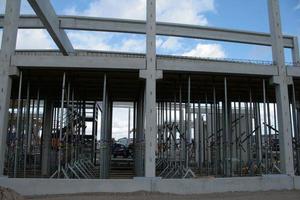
182 43 226 58
116 39 145 52
1 29 55 49
112 108 132 139
248 45 272 61
0 0 224 59
64 0 146 20
67 31 112 51
157 0 215 25
67 30 145 53
16 29 56 49
59 0 218 54
63 0 215 25
160 37 182 51
295 1 300 10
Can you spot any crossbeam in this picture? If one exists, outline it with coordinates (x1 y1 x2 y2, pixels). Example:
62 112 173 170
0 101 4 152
27 1 74 55
12 53 145 70
11 51 279 76
0 15 295 48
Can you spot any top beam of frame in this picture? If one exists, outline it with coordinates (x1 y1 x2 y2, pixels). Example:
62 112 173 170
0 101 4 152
0 15 295 48
27 1 74 55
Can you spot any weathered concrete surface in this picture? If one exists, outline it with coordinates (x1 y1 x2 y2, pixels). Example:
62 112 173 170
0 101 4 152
294 176 300 189
0 178 151 196
153 175 294 194
0 175 298 196
26 190 300 200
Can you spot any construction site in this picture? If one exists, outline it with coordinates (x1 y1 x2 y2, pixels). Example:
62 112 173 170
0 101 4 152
0 0 300 198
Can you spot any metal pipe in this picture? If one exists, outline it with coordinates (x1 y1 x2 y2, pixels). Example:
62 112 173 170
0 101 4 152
179 84 184 167
186 75 191 168
263 79 268 174
65 81 70 169
292 83 300 174
224 77 229 176
33 89 40 177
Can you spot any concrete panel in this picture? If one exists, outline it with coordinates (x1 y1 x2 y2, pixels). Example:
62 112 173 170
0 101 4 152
294 176 300 189
0 175 296 196
153 175 294 194
0 178 151 196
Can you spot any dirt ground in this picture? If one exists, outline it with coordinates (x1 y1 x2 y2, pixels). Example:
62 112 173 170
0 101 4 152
0 187 24 200
26 190 300 200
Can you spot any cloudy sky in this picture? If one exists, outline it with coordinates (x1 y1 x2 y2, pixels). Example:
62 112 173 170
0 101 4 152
0 0 300 139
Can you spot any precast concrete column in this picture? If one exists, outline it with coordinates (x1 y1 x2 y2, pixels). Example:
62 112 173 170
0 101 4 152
134 88 145 176
41 99 54 177
139 0 162 177
0 0 21 176
268 0 294 175
100 74 111 179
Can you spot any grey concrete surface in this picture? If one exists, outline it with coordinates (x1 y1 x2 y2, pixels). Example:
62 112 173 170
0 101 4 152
26 190 300 200
0 175 298 196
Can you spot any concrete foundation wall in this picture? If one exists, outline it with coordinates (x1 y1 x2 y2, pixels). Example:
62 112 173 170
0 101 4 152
294 176 300 190
0 175 298 196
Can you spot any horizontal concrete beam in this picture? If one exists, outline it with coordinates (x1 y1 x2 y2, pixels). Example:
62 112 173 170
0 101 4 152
0 175 296 196
26 1 74 55
11 51 280 76
287 67 300 77
158 57 278 76
11 54 145 70
0 15 295 48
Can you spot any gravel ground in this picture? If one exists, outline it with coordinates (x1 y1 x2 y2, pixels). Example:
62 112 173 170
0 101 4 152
26 190 300 200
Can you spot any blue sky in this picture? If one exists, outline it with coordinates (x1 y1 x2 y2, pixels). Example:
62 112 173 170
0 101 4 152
0 0 300 138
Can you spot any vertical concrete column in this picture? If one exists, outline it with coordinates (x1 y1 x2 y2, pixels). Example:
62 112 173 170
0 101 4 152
41 99 54 177
100 74 111 179
0 0 21 176
268 0 294 175
135 88 145 176
139 0 162 177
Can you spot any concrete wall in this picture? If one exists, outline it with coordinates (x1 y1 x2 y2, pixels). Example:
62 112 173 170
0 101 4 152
0 175 298 196
294 176 300 190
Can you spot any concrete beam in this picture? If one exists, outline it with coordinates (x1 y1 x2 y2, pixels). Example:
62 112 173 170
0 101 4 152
12 52 278 76
0 0 21 176
158 57 277 76
0 15 295 48
287 67 300 77
27 0 74 55
292 37 300 65
11 54 145 70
